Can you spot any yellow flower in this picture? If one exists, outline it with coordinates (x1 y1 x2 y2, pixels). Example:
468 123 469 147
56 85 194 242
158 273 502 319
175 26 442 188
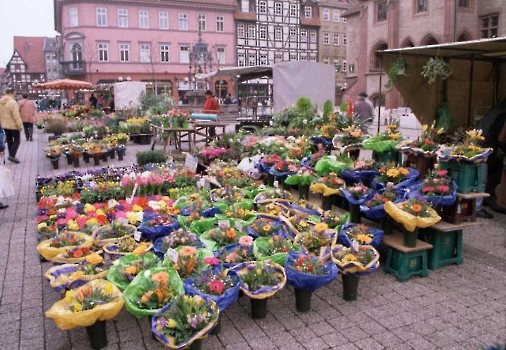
344 254 357 263
73 303 83 312
86 218 99 225
166 319 177 328
389 133 400 140
356 234 372 244
256 268 262 276
37 223 47 230
386 169 400 178
399 167 409 176
314 223 329 233
85 253 104 265
70 271 85 280
422 124 428 132
104 283 113 295
67 221 79 231
132 243 148 256
132 205 143 212
124 265 139 275
84 204 96 213
65 290 75 302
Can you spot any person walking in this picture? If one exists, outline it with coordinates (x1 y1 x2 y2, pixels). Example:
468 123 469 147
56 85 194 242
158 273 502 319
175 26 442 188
18 93 36 141
353 91 375 133
0 125 9 209
0 88 23 163
89 93 98 108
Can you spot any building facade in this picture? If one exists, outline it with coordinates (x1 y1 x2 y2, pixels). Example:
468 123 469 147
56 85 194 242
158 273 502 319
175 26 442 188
44 37 63 82
317 0 351 90
342 0 506 109
1 36 47 97
54 0 238 101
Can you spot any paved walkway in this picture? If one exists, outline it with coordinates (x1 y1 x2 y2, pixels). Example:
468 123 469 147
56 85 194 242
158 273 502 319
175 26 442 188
0 128 505 350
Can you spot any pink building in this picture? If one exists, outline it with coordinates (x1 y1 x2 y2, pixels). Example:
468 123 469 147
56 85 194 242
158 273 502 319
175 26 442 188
54 0 238 100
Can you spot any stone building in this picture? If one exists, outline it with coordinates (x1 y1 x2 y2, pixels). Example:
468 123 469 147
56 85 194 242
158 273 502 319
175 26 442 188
44 37 62 82
342 0 506 109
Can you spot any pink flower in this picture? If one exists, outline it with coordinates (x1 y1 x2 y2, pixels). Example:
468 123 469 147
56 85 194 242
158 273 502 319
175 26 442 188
422 186 435 193
204 257 220 266
239 236 253 246
354 160 366 169
225 252 239 263
115 211 127 219
386 182 394 189
436 185 450 193
76 217 87 229
209 279 224 294
436 170 448 177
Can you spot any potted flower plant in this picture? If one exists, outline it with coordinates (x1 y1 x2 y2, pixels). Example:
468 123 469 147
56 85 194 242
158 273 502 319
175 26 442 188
421 57 452 84
310 173 346 210
253 234 300 265
92 221 137 247
37 231 94 261
340 183 373 223
107 252 161 291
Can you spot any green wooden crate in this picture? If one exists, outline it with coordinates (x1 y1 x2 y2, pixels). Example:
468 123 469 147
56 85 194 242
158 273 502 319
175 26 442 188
383 248 429 282
439 162 482 194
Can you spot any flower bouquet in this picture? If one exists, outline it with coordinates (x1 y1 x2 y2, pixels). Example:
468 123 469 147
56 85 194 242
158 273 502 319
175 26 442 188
231 260 287 319
385 197 441 247
254 188 294 205
107 252 161 291
310 173 346 201
138 214 180 241
253 235 300 265
361 182 403 219
309 210 349 230
45 280 124 349
246 215 283 238
372 165 419 190
437 129 493 164
37 231 94 261
340 183 373 223
52 246 103 264
44 253 108 293
268 159 299 185
293 222 337 259
123 267 184 318
153 229 203 259
215 237 255 267
340 159 379 186
178 212 217 233
396 122 444 157
338 223 384 249
45 145 61 165
214 203 256 228
363 123 403 153
255 202 287 216
152 294 219 349
257 154 282 173
332 125 369 155
284 167 317 200
331 244 380 301
279 199 322 219
406 168 457 206
285 252 338 312
92 221 137 247
163 246 213 279
200 226 245 250
210 186 246 204
103 237 153 261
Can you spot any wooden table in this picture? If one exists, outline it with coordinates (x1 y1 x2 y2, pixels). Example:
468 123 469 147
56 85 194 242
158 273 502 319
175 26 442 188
152 125 195 152
192 122 228 146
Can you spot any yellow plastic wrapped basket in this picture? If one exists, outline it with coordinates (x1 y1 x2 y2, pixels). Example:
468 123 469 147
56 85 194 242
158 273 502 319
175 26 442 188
384 201 441 232
37 231 94 261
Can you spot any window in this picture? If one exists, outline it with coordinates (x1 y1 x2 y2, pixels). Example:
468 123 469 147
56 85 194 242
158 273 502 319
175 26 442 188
333 59 340 71
159 11 169 29
370 42 388 68
349 64 355 73
180 45 189 63
343 34 347 46
458 0 469 7
198 14 206 31
305 7 312 18
333 33 339 46
343 17 347 24
300 55 307 61
216 16 224 32
289 53 297 61
290 4 297 17
481 14 499 38
323 9 329 21
323 58 329 65
248 53 256 66
275 27 282 40
275 3 282 15
216 47 225 64
377 1 387 22
416 0 428 13
160 45 170 62
238 24 245 38
274 54 282 63
96 8 107 26
342 60 347 72
260 26 267 39
259 1 267 14
260 54 268 65
69 7 78 27
179 13 188 30
310 30 316 43
333 10 340 22
247 25 255 38
139 10 149 28
238 54 246 66
71 43 82 62
119 43 130 62
323 32 329 45
301 29 307 42
98 43 108 61
118 9 128 27
289 28 296 41
140 43 151 62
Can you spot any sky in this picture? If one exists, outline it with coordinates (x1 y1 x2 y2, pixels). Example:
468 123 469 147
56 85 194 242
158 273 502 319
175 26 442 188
0 0 58 67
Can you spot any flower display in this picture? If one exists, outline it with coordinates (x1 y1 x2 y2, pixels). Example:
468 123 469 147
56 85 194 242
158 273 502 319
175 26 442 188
203 227 241 248
107 252 161 291
233 260 286 295
249 218 281 237
216 238 254 265
272 159 299 173
333 125 365 147
375 165 410 184
318 210 348 229
346 183 372 200
344 224 374 245
397 122 444 156
385 197 441 232
154 228 201 254
295 222 336 256
37 231 94 261
189 266 238 296
331 244 380 276
104 236 152 260
366 183 397 208
45 145 61 159
92 221 136 246
288 253 327 276
437 129 493 164
420 169 453 196
210 186 245 204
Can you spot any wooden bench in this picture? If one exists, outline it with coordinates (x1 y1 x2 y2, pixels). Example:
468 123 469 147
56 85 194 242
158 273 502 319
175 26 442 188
382 232 433 282
420 220 480 270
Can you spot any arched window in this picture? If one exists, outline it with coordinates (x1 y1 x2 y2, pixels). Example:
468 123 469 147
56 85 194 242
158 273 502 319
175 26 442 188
71 43 82 61
371 42 388 70
371 93 386 107
421 35 438 46
215 80 228 100
458 32 472 42
402 39 414 48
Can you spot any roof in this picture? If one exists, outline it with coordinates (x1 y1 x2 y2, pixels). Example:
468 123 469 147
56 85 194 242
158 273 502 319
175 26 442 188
234 10 257 21
377 36 506 61
342 4 361 17
318 0 352 9
13 36 46 73
0 68 5 75
44 37 59 52
301 17 321 26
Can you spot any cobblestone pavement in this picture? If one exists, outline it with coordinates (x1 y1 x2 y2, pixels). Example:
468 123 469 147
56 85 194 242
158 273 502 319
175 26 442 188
0 129 505 350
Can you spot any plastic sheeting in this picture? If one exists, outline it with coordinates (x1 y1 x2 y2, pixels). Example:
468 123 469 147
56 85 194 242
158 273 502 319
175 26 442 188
284 252 338 292
114 81 146 109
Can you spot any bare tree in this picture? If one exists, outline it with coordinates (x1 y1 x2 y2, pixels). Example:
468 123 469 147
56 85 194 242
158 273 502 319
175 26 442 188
82 39 97 83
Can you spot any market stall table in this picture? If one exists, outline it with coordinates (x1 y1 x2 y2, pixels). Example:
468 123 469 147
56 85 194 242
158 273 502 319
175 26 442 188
192 122 228 146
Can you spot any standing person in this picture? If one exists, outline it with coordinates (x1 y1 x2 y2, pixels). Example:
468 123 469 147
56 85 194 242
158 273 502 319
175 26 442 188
201 90 219 139
353 91 375 133
89 93 98 108
0 88 23 163
224 93 232 105
0 125 8 209
18 93 36 141
97 95 104 109
250 95 258 116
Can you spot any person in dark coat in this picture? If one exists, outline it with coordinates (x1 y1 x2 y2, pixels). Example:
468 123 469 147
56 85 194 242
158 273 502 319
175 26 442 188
0 125 8 209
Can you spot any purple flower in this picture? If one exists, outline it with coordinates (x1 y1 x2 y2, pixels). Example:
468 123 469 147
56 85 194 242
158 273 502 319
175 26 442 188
159 317 167 328
247 264 255 271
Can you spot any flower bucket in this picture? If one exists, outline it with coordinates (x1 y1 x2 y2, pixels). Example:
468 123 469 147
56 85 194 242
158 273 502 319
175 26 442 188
342 274 360 301
51 159 59 170
73 157 80 168
267 173 275 187
321 195 334 211
250 298 268 319
101 153 108 162
294 287 312 312
118 152 124 161
349 204 361 223
403 227 418 248
381 216 394 236
93 156 100 166
66 154 73 165
110 149 115 159
298 185 310 200
83 152 90 163
86 320 108 350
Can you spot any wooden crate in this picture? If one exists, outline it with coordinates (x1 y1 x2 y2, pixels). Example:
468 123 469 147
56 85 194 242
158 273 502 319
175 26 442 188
404 154 436 180
441 193 489 225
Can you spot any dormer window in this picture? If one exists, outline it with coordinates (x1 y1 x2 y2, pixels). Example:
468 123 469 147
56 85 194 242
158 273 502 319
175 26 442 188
305 6 312 18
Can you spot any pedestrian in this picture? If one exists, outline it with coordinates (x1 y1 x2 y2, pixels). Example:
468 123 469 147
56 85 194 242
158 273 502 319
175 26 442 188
0 88 23 163
97 95 104 109
250 95 258 117
18 92 36 141
224 93 232 105
89 93 98 108
0 125 9 209
353 91 375 133
201 90 219 139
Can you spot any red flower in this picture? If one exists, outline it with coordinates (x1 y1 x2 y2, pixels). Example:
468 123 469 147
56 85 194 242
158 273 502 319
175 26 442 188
209 280 224 294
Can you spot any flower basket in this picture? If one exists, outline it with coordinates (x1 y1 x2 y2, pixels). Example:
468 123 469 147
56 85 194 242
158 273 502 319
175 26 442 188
123 266 184 318
37 232 94 261
103 240 153 261
245 214 284 239
285 252 338 292
45 279 124 330
384 201 441 232
338 223 384 249
253 236 300 265
331 244 380 276
138 215 180 241
151 295 219 349
52 248 104 264
92 223 137 247
107 252 161 291
153 229 204 259
44 262 109 293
